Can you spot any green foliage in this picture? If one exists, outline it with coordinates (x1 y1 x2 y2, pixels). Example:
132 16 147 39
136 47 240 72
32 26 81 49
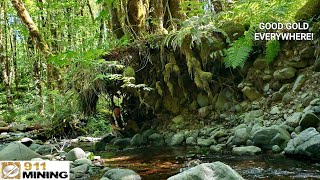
180 1 205 17
265 40 281 64
83 113 111 137
220 0 307 68
224 28 254 68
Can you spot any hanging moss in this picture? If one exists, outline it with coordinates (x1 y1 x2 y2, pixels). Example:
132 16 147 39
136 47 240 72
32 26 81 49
180 37 213 100
156 81 163 96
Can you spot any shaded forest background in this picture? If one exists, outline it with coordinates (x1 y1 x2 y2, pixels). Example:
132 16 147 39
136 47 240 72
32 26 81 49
0 0 318 138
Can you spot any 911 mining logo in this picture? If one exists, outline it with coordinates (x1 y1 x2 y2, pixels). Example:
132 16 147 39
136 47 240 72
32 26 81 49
1 162 21 179
0 161 69 180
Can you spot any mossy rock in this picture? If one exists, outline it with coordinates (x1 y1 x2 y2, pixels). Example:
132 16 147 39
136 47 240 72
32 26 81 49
295 0 320 20
163 94 181 114
220 21 245 41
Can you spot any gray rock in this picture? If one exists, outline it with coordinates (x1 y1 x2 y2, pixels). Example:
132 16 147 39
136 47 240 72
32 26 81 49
210 144 224 152
299 113 320 129
286 112 303 128
286 57 308 68
244 110 263 122
284 127 320 159
65 148 86 161
273 67 297 80
197 138 214 147
252 125 291 150
168 162 244 180
74 158 92 165
270 106 280 115
130 134 147 146
197 93 209 108
95 134 115 151
172 115 184 124
232 146 262 156
292 75 306 92
282 93 292 104
148 133 163 141
35 145 52 155
253 57 267 70
186 137 196 145
0 142 41 160
232 128 249 146
272 145 282 153
310 98 320 106
242 86 262 101
170 133 185 146
142 129 156 138
198 106 211 118
70 164 89 174
215 88 235 111
103 168 141 180
113 138 131 149
303 95 316 107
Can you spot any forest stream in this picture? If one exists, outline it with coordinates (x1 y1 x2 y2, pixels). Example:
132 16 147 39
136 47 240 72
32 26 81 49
74 143 320 180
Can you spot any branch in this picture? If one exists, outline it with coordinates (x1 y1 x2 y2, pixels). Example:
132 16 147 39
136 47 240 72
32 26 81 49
11 0 51 58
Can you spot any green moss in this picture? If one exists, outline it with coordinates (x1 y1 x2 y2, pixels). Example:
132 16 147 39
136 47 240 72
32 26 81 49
295 0 320 20
163 94 180 114
220 21 245 41
123 66 135 77
156 81 163 96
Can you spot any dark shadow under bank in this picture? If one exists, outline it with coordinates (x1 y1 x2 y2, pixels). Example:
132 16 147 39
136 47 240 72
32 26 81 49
81 144 320 180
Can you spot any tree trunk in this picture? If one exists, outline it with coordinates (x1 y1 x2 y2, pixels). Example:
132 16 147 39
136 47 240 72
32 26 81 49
127 0 148 36
150 0 167 34
109 2 125 39
11 0 51 58
0 3 14 111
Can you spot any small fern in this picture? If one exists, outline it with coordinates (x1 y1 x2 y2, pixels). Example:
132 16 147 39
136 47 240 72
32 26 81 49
265 40 280 64
224 28 255 68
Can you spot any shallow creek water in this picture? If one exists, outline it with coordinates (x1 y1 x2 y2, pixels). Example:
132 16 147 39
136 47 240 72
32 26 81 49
78 143 320 180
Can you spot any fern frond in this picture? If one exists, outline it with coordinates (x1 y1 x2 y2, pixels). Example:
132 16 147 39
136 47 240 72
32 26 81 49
224 36 253 69
265 40 280 64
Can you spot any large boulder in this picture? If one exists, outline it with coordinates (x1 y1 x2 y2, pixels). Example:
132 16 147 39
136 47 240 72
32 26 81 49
102 168 141 180
241 86 262 101
168 162 244 180
196 138 214 147
169 133 185 146
232 128 250 146
285 127 320 159
285 112 303 128
113 138 131 149
232 146 262 156
130 134 147 146
197 93 209 108
95 134 115 151
299 112 320 129
0 142 41 160
273 67 297 80
252 125 291 150
65 147 86 161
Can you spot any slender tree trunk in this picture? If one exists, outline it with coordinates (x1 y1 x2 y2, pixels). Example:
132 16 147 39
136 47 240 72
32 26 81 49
1 6 13 111
11 0 51 58
109 2 125 39
11 0 55 113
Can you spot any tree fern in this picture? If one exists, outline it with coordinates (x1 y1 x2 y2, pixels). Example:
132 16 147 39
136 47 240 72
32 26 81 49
224 28 254 68
265 40 280 64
